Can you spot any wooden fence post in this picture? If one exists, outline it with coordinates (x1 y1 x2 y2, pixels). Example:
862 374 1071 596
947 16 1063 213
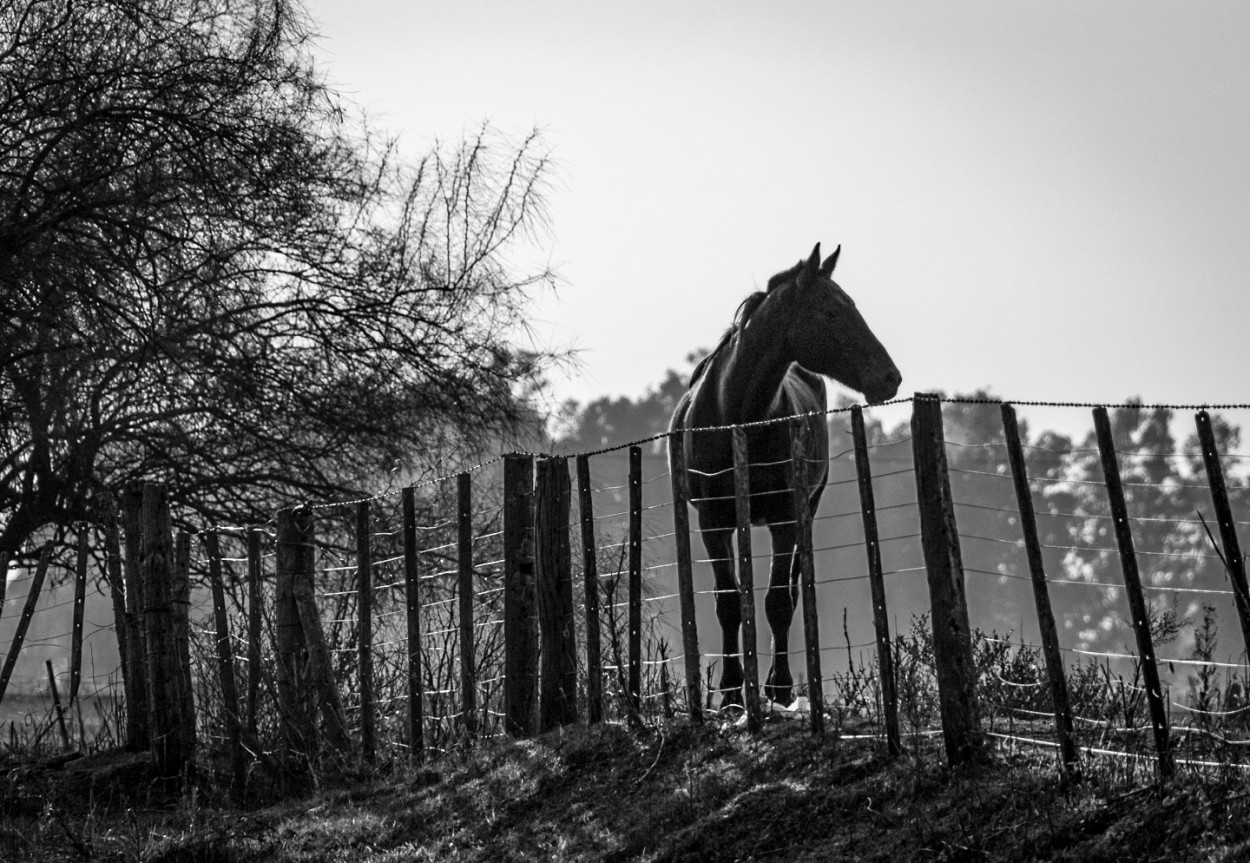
172 531 196 755
246 528 263 739
0 541 53 707
120 484 150 748
668 434 704 724
457 472 478 738
275 506 314 762
1195 410 1250 658
731 427 763 732
1093 406 1173 779
537 457 578 730
910 394 982 765
46 659 71 750
790 419 824 735
627 445 643 716
141 484 191 776
98 492 145 750
401 487 425 759
68 527 88 704
356 500 375 764
289 513 352 760
576 455 604 725
504 454 538 737
204 530 246 799
850 406 900 758
1001 404 1078 772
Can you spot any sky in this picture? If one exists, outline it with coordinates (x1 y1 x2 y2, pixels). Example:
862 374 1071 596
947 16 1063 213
305 0 1250 441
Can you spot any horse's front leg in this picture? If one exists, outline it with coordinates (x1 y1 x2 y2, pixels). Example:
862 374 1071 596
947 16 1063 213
699 525 744 708
764 520 798 705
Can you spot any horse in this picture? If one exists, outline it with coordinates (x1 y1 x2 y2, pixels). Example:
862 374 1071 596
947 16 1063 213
668 243 902 708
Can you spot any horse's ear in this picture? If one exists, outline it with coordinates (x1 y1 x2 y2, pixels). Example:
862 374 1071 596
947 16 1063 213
803 243 821 278
819 244 841 277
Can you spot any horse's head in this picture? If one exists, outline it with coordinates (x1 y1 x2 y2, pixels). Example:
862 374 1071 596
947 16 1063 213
775 243 901 404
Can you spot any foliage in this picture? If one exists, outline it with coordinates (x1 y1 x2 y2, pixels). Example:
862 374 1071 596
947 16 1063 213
0 0 561 570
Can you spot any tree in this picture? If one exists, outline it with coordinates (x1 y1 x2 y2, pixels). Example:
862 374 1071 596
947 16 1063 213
0 0 561 567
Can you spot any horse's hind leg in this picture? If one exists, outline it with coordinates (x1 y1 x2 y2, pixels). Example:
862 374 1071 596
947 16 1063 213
699 525 744 708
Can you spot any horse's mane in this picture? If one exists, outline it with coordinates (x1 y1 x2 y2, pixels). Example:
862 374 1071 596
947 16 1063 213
687 260 803 388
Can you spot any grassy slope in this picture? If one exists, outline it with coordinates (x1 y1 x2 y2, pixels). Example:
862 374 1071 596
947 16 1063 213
5 720 1250 862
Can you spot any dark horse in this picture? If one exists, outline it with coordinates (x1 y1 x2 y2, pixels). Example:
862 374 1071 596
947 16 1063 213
669 244 902 707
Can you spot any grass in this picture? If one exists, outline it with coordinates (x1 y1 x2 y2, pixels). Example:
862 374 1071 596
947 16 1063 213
5 716 1250 862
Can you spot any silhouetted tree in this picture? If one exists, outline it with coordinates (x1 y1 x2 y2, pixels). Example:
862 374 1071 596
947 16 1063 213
0 0 560 567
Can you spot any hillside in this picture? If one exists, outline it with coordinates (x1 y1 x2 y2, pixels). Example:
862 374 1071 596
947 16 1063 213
4 717 1250 862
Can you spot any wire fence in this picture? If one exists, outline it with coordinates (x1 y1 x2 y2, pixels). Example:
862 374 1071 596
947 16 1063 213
4 395 1250 779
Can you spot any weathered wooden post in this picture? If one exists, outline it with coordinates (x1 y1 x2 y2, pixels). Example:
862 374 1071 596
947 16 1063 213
46 659 71 750
1001 404 1078 773
401 487 425 759
850 406 900 758
731 427 763 732
910 394 982 765
172 531 196 756
142 484 192 776
576 455 604 725
68 527 88 704
120 484 150 748
537 456 578 730
286 509 351 759
1093 406 1173 779
628 445 643 716
668 433 704 723
246 528 263 739
98 492 145 750
1195 410 1250 657
504 454 537 737
457 472 478 738
790 419 825 735
0 542 53 706
356 500 376 764
204 530 246 799
275 506 315 761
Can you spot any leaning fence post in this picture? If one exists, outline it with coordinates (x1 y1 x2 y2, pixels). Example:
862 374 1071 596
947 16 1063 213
731 427 763 732
576 455 604 725
0 541 53 707
790 418 824 736
120 484 150 748
204 530 246 799
851 406 900 758
1093 406 1173 780
503 454 537 737
627 445 644 716
457 472 479 738
68 526 88 705
246 528 263 739
98 492 144 750
1001 403 1078 773
401 487 425 759
910 394 982 765
356 499 375 764
537 456 578 730
1195 410 1250 659
668 434 704 724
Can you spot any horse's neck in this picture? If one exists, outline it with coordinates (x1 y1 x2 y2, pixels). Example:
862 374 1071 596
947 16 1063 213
699 317 793 426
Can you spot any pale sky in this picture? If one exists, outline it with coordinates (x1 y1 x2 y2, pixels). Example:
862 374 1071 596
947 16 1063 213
307 0 1250 439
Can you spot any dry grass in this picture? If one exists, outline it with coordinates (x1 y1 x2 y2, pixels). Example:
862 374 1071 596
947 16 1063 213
5 715 1250 862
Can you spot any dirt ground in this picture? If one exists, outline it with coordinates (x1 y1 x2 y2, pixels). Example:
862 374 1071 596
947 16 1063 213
3 719 1250 862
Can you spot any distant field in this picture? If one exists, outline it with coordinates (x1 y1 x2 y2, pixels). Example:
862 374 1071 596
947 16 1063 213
0 692 122 749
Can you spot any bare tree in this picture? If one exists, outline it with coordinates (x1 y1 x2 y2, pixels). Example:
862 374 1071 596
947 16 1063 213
0 0 561 567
